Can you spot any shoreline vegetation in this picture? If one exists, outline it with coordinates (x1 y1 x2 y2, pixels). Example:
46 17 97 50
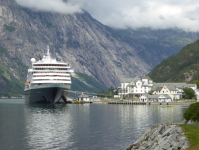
180 125 199 150
180 102 199 149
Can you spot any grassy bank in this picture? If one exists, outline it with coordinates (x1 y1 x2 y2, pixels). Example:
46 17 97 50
180 125 199 150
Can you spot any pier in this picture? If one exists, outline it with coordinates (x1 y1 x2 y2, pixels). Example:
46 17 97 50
107 102 193 105
108 102 146 105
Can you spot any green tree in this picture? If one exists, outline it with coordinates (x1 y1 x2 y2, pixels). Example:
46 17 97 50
114 89 119 95
183 87 195 99
184 102 199 122
97 91 106 97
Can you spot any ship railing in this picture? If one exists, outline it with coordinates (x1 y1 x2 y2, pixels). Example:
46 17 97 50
34 61 68 64
29 83 70 88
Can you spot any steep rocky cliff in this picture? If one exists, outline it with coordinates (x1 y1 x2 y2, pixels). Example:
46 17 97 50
0 0 198 97
0 0 150 91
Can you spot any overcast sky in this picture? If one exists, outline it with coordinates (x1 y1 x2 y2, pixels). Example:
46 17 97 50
16 0 199 32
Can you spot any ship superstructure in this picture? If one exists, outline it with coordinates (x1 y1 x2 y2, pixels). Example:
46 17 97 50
24 46 74 103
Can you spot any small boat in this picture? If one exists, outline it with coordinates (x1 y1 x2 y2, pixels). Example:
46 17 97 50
155 105 176 108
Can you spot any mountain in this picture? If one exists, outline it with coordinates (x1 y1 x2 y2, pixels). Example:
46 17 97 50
0 0 151 91
148 39 199 83
113 28 199 67
0 0 198 97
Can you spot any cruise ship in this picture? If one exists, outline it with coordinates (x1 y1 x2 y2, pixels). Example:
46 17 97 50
24 46 74 103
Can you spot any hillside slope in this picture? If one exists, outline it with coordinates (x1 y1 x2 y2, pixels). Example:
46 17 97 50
148 39 199 82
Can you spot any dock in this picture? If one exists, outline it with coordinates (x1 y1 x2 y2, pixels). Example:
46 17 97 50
107 102 193 105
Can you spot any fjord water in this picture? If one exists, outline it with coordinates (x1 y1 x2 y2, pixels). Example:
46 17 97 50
0 99 188 150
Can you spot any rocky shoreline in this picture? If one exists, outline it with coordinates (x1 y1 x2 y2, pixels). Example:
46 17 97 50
127 123 189 150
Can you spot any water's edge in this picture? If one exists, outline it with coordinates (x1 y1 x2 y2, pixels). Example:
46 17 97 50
126 122 189 150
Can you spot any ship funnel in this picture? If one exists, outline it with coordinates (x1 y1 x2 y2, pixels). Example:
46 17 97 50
47 45 49 54
31 58 36 63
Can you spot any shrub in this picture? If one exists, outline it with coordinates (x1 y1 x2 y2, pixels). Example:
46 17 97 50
183 102 199 122
183 87 195 99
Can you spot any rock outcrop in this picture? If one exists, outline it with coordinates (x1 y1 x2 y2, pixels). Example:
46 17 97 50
127 123 189 150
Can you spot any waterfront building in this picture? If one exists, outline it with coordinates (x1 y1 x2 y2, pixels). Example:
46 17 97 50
140 93 171 102
151 83 197 100
118 76 153 98
118 76 197 100
151 84 178 100
77 94 90 102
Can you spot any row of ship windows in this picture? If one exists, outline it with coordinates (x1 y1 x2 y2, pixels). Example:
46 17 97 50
33 79 70 81
30 83 67 86
33 75 69 77
32 72 68 74
33 68 69 70
28 72 70 76
34 64 68 66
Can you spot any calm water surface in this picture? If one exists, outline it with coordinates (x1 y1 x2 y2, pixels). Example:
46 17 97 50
0 99 188 150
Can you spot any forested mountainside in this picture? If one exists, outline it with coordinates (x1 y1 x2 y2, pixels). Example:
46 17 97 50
148 39 199 83
0 0 198 97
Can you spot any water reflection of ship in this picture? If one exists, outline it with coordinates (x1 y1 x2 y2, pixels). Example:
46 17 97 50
24 103 73 149
26 103 68 110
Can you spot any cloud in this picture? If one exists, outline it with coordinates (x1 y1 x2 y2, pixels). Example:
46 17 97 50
16 0 199 31
73 0 199 32
16 0 82 14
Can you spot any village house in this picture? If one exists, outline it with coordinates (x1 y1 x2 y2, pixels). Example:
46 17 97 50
151 83 197 100
118 76 197 100
118 76 153 98
77 94 90 102
151 84 178 100
140 93 172 102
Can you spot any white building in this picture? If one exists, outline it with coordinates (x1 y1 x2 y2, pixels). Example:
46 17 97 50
118 76 197 100
118 76 153 98
151 83 197 100
77 94 90 102
140 93 172 102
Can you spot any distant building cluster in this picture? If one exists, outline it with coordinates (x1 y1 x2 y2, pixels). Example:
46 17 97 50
118 76 197 102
